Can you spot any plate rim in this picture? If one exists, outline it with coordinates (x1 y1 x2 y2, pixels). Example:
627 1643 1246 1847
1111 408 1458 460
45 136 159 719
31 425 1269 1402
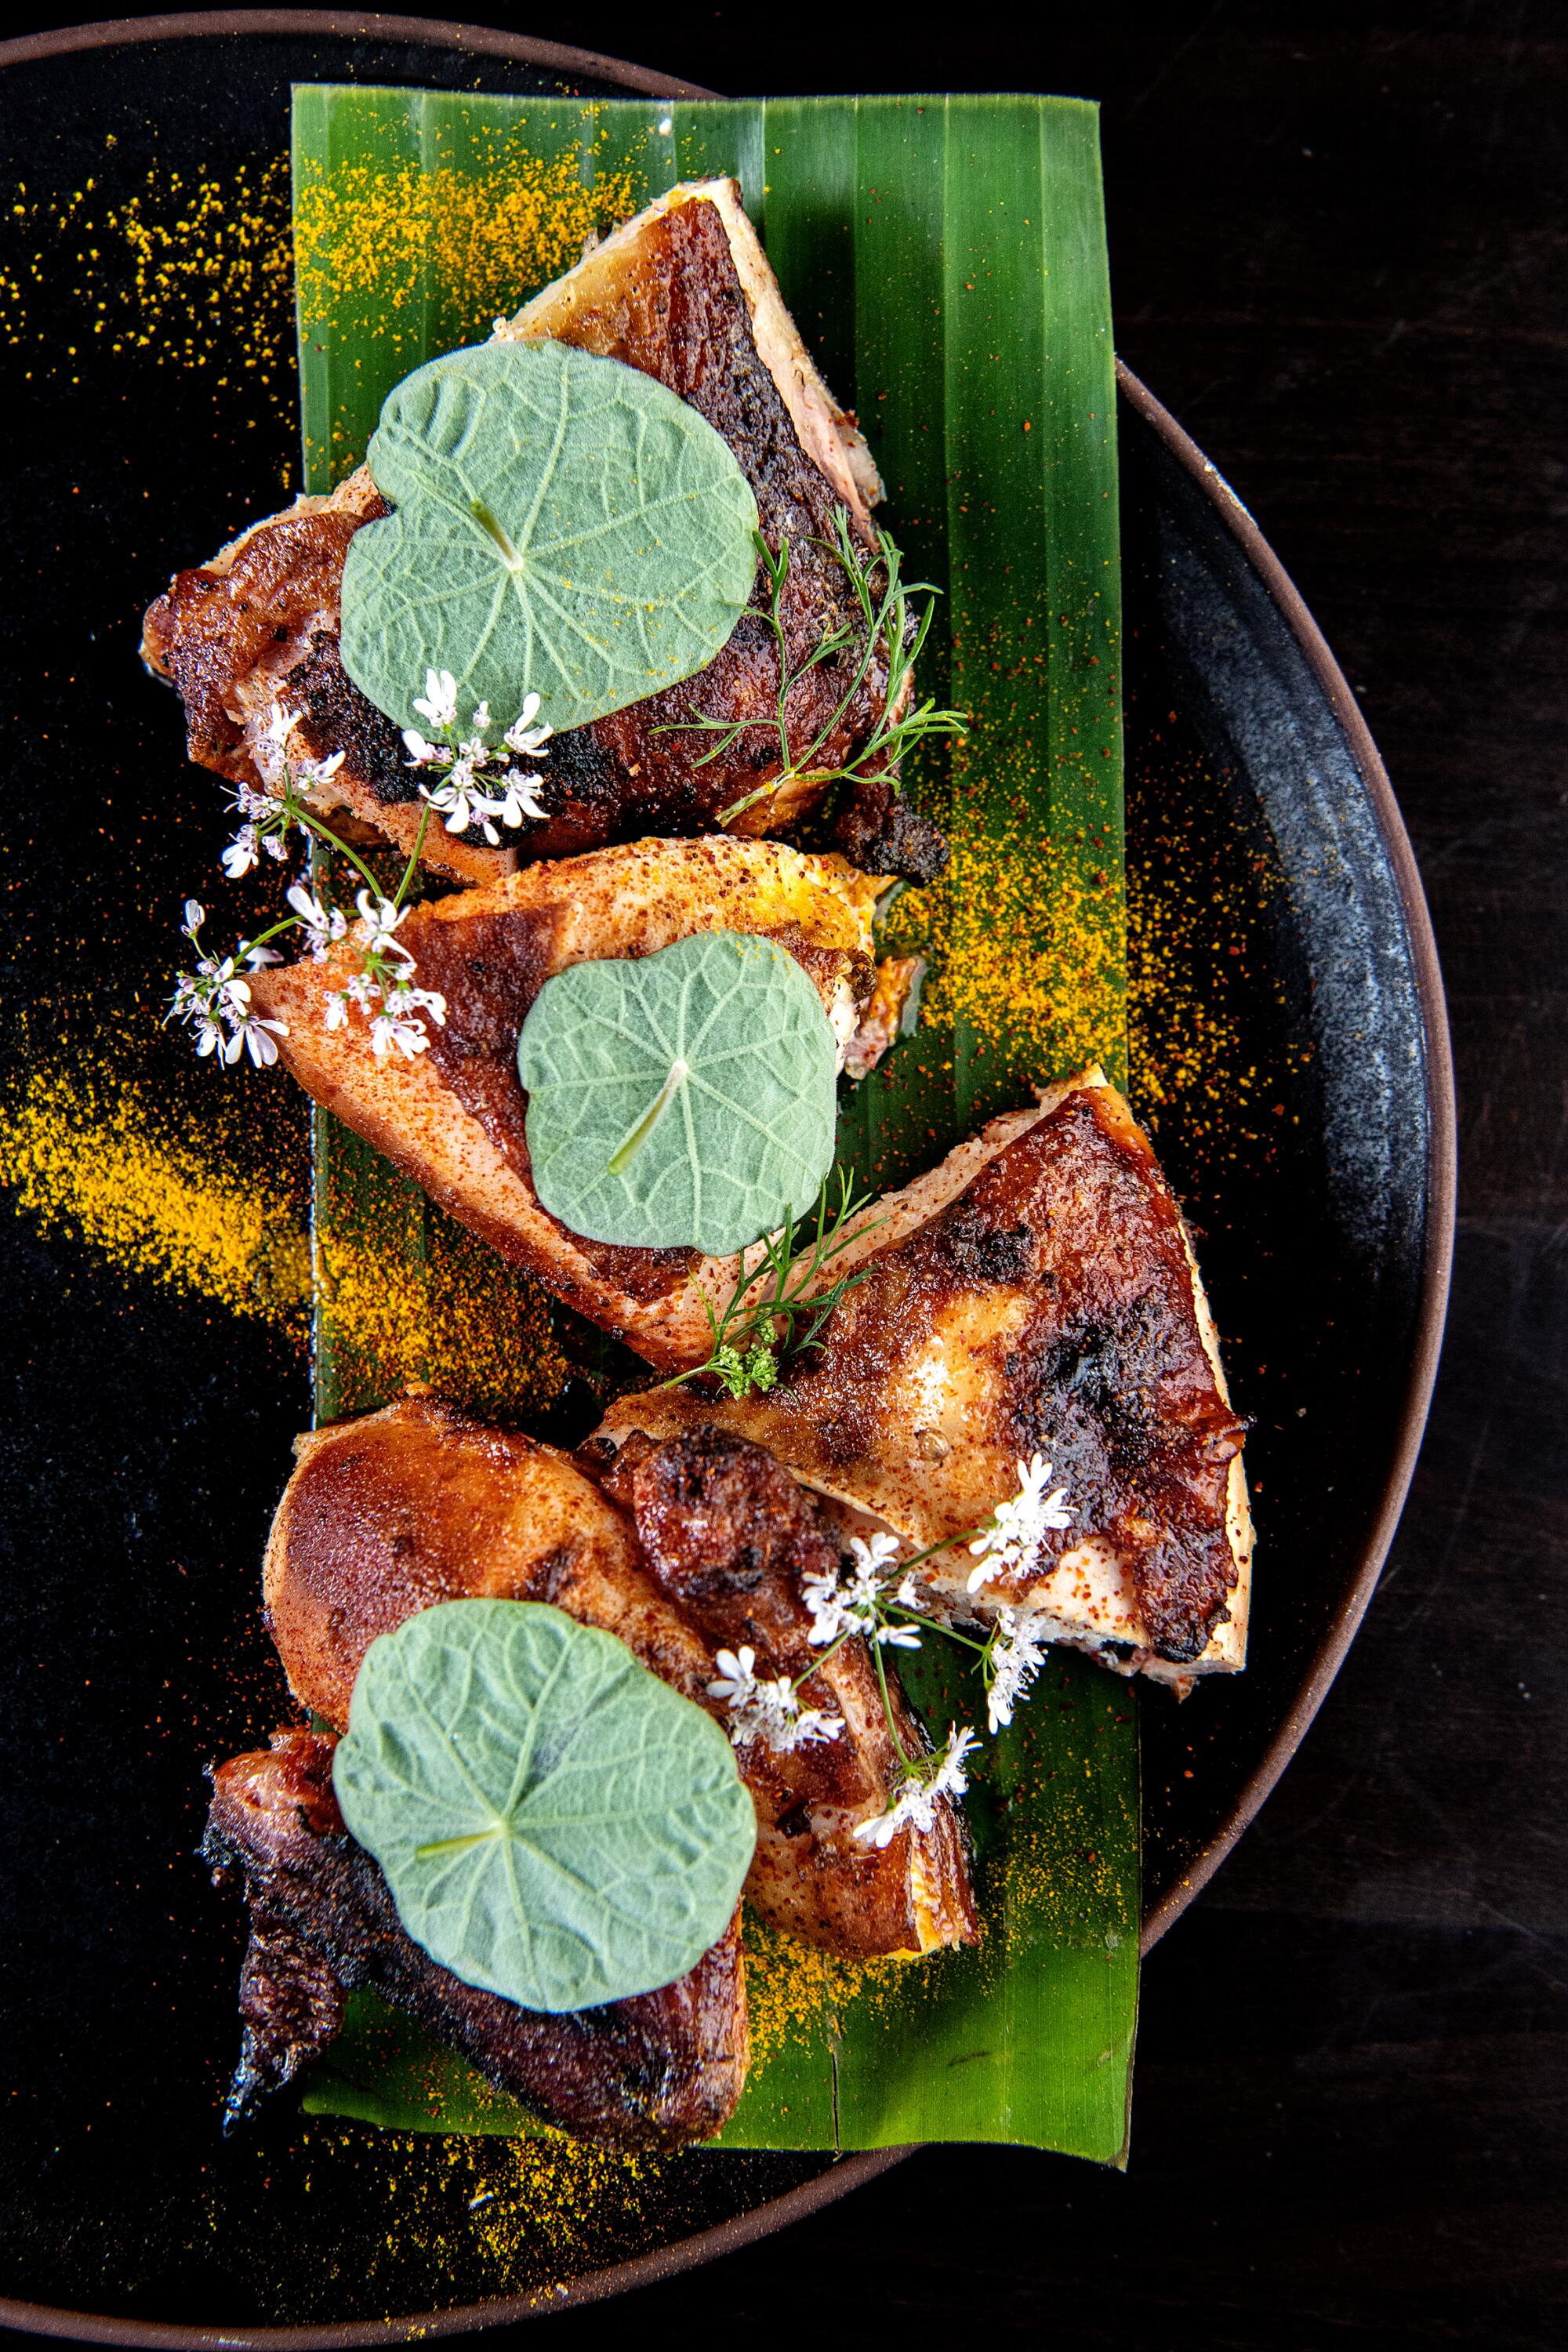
0 6 721 96
0 13 1457 2341
1116 361 1457 1949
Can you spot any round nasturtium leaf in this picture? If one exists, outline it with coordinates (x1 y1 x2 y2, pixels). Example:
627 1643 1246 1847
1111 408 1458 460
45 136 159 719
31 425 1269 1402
518 931 840 1256
339 338 760 738
332 1600 756 2015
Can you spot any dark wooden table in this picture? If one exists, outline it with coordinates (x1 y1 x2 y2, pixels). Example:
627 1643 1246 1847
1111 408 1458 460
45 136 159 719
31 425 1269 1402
8 5 1559 2343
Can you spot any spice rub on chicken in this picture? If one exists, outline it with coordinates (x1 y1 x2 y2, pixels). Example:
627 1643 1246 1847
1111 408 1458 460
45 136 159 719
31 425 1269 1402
263 1398 976 1959
203 1728 749 2149
597 1070 1254 1687
245 836 904 1372
141 179 949 888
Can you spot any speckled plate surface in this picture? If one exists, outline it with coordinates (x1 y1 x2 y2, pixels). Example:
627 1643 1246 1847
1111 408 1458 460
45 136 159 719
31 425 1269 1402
0 13 1452 2341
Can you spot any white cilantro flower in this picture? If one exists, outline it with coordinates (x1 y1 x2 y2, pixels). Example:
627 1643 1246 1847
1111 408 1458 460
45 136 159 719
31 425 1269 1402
220 825 260 880
261 702 302 751
383 980 447 1031
218 978 289 1068
875 1620 923 1651
323 989 350 1030
707 1646 761 1710
800 1563 851 1646
934 1723 980 1799
404 688 549 837
402 728 451 769
850 1530 902 1577
966 1453 1073 1593
369 1009 434 1060
985 1607 1050 1733
412 668 459 731
491 769 550 827
422 765 487 837
295 749 346 790
503 692 553 759
354 890 413 964
707 1646 841 1755
854 1724 978 1849
803 1529 906 1647
286 881 347 960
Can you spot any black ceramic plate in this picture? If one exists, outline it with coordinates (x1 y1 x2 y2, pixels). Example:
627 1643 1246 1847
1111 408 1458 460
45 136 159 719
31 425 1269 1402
0 14 1454 2342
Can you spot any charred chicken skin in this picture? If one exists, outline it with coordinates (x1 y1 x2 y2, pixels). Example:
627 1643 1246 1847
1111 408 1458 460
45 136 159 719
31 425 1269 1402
140 180 947 887
599 1070 1254 1684
263 1397 975 1959
203 1729 749 2149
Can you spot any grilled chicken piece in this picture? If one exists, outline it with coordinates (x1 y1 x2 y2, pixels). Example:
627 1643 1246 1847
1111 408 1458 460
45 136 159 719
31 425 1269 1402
248 836 894 1372
263 1397 975 1958
597 1069 1254 1688
263 1399 713 1733
141 179 947 887
598 1424 977 1955
203 1729 748 2149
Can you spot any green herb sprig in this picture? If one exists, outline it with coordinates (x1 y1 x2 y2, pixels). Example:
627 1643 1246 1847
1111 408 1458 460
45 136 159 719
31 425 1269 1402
655 509 968 827
657 1168 885 1400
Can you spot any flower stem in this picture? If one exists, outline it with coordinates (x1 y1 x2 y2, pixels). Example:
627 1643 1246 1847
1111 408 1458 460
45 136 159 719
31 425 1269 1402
871 1634 911 1773
284 783 394 906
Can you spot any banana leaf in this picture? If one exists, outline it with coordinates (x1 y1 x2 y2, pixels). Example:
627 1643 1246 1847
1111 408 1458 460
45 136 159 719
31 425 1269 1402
290 87 1135 2163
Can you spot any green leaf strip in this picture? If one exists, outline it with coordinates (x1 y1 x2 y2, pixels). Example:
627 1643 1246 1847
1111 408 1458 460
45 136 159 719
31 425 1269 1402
294 88 1138 2164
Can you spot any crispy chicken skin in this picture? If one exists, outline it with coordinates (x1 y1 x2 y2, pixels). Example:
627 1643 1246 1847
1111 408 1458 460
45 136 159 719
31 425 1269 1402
598 1071 1254 1683
203 1730 749 2149
246 836 892 1372
220 1900 347 2132
263 1397 975 1958
141 180 947 887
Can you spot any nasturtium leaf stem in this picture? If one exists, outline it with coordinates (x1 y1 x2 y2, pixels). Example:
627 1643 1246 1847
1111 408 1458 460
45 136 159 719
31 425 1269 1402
415 1820 510 1860
469 497 524 570
608 1056 689 1175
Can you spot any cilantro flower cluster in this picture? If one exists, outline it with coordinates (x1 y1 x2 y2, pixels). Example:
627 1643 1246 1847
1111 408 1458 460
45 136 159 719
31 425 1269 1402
402 670 553 844
855 1725 980 1850
965 1451 1073 1592
167 901 290 1067
322 891 448 1062
801 1530 923 1651
220 703 347 880
985 1607 1051 1734
169 680 550 1073
706 1646 842 1755
704 1456 1076 1848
